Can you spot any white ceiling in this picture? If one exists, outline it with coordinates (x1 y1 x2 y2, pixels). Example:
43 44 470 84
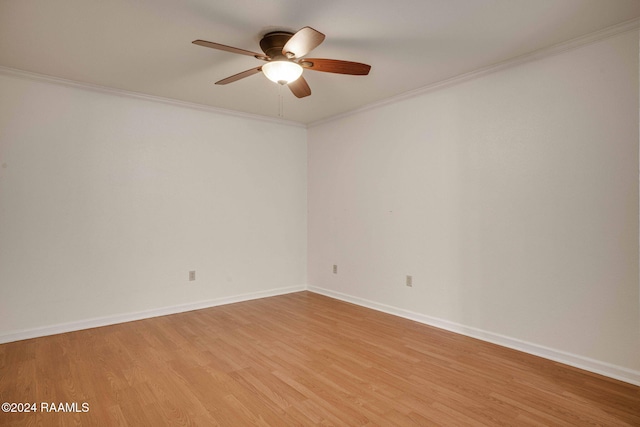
1 0 639 124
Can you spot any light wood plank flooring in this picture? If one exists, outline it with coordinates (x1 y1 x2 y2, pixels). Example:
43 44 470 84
1 291 639 426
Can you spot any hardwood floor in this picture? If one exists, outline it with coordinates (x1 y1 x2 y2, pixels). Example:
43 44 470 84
1 291 638 426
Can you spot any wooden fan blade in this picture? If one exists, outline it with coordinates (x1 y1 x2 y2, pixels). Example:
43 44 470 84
192 40 263 58
282 27 325 59
288 76 311 98
215 67 262 85
302 58 371 75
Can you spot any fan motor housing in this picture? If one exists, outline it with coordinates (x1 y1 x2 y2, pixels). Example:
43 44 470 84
259 31 294 59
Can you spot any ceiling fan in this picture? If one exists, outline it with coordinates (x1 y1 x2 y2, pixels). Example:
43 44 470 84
192 26 371 98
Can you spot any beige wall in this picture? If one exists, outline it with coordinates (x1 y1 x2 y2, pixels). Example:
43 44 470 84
0 74 307 335
308 30 640 373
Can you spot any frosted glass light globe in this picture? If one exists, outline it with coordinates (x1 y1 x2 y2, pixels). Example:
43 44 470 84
262 61 303 85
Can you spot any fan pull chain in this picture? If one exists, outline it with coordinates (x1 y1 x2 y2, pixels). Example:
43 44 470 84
277 84 284 118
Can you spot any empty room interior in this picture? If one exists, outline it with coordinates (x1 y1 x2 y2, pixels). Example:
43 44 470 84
1 0 639 425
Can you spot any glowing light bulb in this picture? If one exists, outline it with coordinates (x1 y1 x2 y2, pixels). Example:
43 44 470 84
262 61 303 85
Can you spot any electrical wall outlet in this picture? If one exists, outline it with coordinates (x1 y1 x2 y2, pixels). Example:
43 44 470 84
189 271 196 281
406 275 413 287
333 264 338 274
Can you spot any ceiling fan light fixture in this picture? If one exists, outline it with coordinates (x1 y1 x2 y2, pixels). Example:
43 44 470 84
194 26 370 99
262 60 303 85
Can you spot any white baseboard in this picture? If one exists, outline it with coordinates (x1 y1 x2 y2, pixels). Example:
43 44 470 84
307 285 640 387
3 284 638 387
0 285 305 345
